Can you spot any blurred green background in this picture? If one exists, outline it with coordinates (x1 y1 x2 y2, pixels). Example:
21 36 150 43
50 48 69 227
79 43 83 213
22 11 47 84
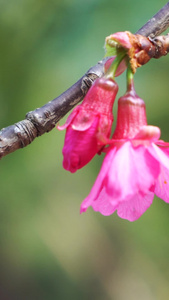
0 0 169 299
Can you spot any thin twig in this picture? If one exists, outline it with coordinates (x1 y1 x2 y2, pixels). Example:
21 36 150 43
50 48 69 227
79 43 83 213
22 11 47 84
0 2 169 159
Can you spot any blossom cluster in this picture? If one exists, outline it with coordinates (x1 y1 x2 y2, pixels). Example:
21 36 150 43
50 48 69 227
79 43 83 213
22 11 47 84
58 32 169 221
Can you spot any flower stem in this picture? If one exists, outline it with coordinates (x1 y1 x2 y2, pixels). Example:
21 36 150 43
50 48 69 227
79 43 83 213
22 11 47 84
126 64 135 92
104 52 126 80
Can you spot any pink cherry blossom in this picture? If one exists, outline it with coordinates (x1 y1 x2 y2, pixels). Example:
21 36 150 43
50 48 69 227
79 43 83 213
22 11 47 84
58 77 118 173
80 88 169 221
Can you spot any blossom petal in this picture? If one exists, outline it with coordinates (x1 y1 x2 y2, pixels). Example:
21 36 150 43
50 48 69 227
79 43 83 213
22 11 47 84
133 125 161 141
148 143 169 170
107 142 160 201
62 117 100 172
90 187 117 216
155 164 169 203
148 146 169 203
72 109 95 131
80 187 117 216
80 147 117 212
57 106 79 130
117 191 154 221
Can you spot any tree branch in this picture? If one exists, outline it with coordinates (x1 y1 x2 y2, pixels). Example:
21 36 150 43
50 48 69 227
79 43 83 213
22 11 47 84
1 2 169 159
136 1 169 37
0 60 106 158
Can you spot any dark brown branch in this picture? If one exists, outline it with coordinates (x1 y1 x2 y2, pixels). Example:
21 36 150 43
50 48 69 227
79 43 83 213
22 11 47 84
1 2 169 159
136 1 169 37
26 61 106 135
0 59 107 158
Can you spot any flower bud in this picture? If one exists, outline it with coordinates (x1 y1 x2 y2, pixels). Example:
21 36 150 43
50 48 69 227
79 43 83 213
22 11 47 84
58 77 118 172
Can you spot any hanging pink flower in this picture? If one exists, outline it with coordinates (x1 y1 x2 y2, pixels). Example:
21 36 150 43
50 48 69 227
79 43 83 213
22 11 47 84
80 87 169 221
58 77 118 173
